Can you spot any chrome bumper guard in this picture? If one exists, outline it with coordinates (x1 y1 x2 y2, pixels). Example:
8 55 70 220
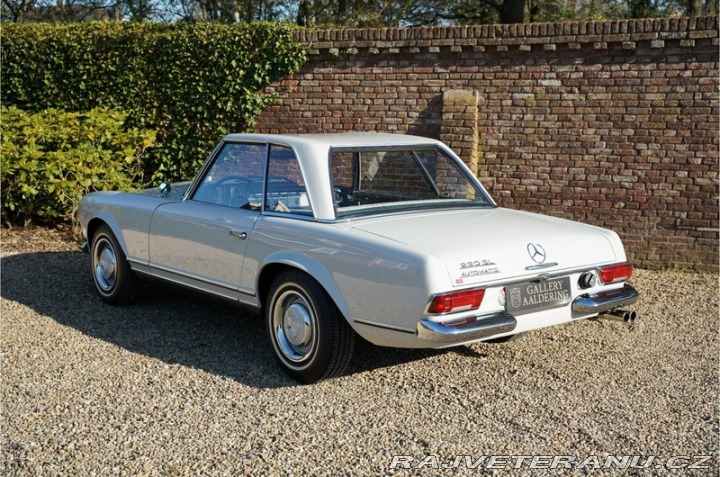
417 312 517 344
571 284 639 315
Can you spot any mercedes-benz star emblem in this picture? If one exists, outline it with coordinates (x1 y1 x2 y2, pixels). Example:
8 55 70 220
527 243 547 264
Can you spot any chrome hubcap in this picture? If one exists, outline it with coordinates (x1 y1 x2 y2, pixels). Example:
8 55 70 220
284 303 312 347
94 238 117 292
272 289 317 363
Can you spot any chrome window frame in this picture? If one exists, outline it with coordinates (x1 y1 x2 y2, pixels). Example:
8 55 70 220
185 139 318 221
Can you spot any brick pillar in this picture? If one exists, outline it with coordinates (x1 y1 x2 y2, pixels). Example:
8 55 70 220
440 89 479 175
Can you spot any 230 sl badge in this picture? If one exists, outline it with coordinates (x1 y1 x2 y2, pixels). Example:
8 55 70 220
456 259 500 283
460 259 496 269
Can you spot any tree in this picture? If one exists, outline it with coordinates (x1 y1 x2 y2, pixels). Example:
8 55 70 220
685 0 718 15
3 0 715 24
293 0 415 27
178 0 286 22
1 0 175 22
2 0 31 21
498 0 526 23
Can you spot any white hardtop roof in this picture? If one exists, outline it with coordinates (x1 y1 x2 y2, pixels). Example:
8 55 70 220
219 132 452 221
222 132 443 149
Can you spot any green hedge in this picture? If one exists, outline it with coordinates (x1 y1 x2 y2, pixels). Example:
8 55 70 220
2 22 307 181
1 107 156 225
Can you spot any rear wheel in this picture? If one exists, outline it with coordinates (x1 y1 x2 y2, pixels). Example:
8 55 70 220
265 270 355 384
90 224 140 305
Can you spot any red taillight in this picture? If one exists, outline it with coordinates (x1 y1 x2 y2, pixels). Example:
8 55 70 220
428 289 485 314
599 263 633 284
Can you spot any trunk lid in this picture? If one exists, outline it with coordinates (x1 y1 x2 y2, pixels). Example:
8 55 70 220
351 207 619 287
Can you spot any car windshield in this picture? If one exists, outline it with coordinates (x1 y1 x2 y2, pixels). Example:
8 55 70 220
330 146 494 218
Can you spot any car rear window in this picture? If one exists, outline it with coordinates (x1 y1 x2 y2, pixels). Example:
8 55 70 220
330 146 493 217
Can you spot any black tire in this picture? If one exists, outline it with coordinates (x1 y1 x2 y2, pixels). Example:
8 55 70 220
90 224 140 305
265 270 355 384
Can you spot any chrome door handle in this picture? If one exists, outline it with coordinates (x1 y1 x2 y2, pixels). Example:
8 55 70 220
229 231 247 240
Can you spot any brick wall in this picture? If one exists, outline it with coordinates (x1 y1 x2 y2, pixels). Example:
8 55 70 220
257 17 720 271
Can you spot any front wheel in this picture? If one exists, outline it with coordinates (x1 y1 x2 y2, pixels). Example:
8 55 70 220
265 270 355 384
90 224 140 305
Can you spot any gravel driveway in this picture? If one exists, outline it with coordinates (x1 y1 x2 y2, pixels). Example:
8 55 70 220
1 229 718 476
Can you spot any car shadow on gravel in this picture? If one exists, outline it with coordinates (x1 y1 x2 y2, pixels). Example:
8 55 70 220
2 251 479 388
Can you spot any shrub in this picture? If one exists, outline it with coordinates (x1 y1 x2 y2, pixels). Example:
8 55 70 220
1 22 307 182
1 107 156 225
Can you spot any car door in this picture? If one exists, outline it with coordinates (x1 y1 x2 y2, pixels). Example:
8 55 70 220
148 142 267 300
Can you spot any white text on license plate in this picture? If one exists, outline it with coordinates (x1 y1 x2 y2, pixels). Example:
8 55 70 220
506 277 571 315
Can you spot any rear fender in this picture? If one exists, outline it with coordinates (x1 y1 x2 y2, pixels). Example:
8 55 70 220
257 251 353 326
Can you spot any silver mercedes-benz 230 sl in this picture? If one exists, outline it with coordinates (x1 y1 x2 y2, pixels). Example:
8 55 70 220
79 133 639 383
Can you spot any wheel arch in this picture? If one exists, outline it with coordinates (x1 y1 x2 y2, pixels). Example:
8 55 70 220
86 213 129 256
256 253 354 327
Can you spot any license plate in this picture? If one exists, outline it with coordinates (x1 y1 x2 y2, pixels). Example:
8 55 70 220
506 277 572 316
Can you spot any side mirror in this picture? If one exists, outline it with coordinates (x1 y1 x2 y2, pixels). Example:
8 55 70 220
159 182 171 198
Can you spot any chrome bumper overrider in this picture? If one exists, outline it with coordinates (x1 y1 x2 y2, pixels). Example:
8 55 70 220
417 312 517 343
571 284 639 315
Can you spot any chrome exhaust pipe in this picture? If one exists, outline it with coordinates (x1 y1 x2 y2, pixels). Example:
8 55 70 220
600 309 637 325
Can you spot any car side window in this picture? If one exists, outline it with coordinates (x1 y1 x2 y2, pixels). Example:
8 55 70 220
192 142 267 209
265 145 312 216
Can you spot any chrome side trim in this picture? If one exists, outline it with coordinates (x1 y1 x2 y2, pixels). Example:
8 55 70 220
149 268 259 307
262 211 317 222
525 262 559 270
127 257 151 274
453 264 621 290
417 312 517 344
571 284 639 315
354 319 415 334
147 262 255 297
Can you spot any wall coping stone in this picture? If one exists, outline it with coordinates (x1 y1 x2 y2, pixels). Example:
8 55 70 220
293 16 718 55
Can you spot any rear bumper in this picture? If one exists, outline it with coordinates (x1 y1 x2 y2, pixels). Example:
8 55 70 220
417 284 639 344
416 284 638 344
571 284 639 315
417 312 517 344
